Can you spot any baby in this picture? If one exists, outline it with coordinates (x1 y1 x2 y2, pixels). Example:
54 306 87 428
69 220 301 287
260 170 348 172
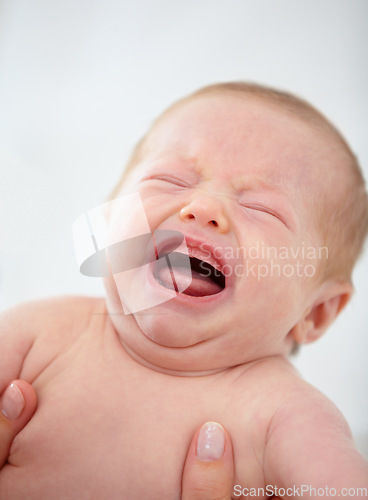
1 82 368 499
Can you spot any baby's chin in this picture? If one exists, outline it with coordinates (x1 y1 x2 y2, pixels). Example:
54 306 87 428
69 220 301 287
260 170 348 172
103 278 293 374
104 295 227 374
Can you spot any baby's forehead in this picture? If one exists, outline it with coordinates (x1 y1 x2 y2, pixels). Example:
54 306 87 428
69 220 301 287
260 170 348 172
146 92 333 159
126 92 350 219
145 94 334 176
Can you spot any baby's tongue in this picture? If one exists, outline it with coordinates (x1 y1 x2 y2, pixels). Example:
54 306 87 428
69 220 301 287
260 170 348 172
155 265 222 296
181 267 223 296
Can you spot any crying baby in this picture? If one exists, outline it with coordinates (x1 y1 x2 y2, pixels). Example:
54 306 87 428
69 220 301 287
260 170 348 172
1 82 368 499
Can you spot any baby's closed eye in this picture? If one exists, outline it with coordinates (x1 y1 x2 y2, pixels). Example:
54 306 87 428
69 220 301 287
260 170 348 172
240 203 287 227
144 175 191 188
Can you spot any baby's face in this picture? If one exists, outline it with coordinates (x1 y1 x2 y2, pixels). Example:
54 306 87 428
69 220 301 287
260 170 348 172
105 94 333 373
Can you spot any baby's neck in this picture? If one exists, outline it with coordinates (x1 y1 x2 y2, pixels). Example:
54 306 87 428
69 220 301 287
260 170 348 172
104 298 285 377
121 340 232 377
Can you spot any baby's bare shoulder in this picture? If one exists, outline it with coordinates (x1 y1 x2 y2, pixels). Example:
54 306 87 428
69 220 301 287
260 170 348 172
237 357 358 486
2 296 105 381
247 357 353 454
259 360 365 490
231 355 347 431
1 295 103 337
247 355 348 423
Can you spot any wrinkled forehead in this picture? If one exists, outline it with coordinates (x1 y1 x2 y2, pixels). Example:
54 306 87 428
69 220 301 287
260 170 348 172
121 94 351 239
141 94 340 190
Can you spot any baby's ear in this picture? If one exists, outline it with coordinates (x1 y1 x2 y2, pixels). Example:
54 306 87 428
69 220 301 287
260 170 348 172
291 281 353 344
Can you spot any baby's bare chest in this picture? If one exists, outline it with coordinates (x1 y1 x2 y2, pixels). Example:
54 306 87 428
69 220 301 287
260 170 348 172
0 335 273 499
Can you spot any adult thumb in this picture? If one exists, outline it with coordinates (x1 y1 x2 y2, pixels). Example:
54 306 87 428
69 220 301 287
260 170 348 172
181 422 234 500
0 380 37 467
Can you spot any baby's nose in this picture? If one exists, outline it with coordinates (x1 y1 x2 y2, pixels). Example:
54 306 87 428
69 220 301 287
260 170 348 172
179 195 229 233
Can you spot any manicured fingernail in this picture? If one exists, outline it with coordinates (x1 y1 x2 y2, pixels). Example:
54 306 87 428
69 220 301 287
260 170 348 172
1 383 25 420
196 422 225 461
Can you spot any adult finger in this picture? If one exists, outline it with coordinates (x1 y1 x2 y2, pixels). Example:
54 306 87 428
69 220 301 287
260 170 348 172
0 380 37 466
182 422 234 500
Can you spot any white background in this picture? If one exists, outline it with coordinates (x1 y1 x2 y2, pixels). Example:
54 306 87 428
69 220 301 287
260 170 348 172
0 0 367 458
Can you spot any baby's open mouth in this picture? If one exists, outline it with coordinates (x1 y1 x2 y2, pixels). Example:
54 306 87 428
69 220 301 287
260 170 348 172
153 252 226 297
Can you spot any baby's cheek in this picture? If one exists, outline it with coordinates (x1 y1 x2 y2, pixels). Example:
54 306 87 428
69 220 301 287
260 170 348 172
245 265 306 319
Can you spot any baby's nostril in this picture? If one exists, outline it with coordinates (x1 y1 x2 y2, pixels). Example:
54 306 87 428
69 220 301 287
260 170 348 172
210 220 218 227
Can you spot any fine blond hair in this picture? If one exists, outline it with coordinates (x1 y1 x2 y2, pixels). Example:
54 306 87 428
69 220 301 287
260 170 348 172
111 82 368 283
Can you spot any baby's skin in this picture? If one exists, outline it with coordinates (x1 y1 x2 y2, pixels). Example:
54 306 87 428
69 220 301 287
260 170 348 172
1 93 367 499
0 298 366 499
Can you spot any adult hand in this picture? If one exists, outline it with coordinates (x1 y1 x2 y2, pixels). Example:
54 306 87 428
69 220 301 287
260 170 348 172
182 421 235 500
0 380 37 466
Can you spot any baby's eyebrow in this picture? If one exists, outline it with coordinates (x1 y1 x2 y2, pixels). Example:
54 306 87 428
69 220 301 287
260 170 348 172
143 154 199 174
233 175 287 195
